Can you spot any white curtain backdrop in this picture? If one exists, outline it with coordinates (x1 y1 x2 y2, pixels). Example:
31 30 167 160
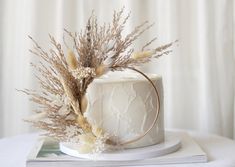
0 0 234 139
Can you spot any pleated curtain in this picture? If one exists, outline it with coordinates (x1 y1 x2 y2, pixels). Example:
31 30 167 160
0 0 234 139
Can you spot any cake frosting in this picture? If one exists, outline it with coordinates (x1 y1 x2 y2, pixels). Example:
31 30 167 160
85 71 164 148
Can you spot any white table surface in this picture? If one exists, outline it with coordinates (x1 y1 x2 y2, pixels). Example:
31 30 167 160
1 130 235 167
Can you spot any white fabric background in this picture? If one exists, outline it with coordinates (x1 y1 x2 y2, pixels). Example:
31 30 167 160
0 0 234 139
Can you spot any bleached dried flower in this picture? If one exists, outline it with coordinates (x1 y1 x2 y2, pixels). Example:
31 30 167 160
78 131 110 154
92 125 103 137
102 39 116 52
64 125 82 143
103 55 115 67
50 95 65 106
71 66 96 80
92 136 108 154
76 116 92 132
57 104 71 116
94 55 115 77
65 125 80 138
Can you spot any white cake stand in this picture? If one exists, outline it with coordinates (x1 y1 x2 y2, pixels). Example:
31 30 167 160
60 132 181 161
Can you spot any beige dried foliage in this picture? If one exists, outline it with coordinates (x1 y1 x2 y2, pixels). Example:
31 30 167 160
22 7 177 144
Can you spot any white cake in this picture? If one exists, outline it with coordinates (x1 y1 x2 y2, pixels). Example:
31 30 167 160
85 71 164 148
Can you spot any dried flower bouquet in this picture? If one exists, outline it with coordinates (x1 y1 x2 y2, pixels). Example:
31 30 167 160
22 8 176 153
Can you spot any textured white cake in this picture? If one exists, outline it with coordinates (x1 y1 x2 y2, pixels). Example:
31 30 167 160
85 71 164 148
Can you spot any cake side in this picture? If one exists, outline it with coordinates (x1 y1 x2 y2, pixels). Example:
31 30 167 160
85 71 164 148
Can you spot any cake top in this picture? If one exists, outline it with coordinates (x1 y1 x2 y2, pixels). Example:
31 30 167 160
21 7 177 154
94 70 161 83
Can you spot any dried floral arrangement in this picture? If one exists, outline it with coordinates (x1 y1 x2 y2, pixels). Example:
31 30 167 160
22 8 177 153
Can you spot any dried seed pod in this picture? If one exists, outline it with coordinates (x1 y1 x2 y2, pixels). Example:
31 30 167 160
76 116 92 132
81 95 88 113
79 133 96 145
66 50 78 70
92 125 103 137
95 64 108 77
78 143 94 153
131 50 155 60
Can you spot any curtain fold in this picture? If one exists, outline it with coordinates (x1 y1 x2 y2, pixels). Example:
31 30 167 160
0 0 234 139
0 0 4 138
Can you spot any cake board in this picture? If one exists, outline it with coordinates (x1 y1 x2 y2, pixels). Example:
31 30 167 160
60 132 181 161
